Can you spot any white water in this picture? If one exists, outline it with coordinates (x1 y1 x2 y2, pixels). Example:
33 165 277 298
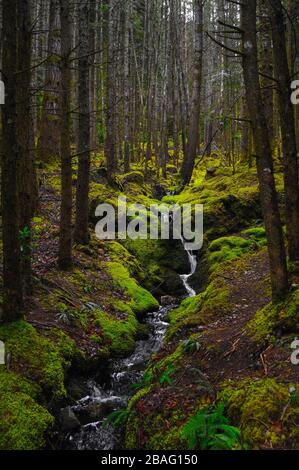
180 237 197 297
62 240 198 450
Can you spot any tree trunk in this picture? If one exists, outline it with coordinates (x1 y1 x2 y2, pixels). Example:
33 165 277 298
268 0 299 263
105 0 118 177
17 0 34 293
181 0 203 186
241 0 288 301
37 0 61 162
123 0 131 173
1 0 23 321
58 0 73 269
74 0 91 245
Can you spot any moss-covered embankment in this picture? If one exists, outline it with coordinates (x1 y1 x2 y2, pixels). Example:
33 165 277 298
124 164 299 450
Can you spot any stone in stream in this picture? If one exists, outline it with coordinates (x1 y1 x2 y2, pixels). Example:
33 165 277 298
160 295 178 307
60 406 81 432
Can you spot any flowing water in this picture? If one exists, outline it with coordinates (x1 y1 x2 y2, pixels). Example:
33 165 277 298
63 242 197 450
179 237 197 297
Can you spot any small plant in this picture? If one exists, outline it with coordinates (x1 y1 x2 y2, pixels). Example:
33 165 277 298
183 337 201 353
159 362 176 386
104 409 129 428
181 403 243 450
131 371 153 390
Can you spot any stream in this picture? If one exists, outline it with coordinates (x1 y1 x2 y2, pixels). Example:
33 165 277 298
63 239 197 450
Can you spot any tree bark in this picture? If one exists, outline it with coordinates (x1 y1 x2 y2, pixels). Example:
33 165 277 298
37 0 61 162
268 0 299 263
241 0 288 301
74 0 91 245
181 0 203 186
16 0 34 293
58 0 73 269
1 0 23 321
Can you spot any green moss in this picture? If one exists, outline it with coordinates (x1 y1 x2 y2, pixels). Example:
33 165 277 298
242 227 267 246
166 279 230 341
125 386 152 449
106 261 159 315
0 370 54 450
218 378 299 449
163 164 262 237
94 308 138 356
0 321 75 400
106 241 139 275
208 235 256 273
247 289 299 345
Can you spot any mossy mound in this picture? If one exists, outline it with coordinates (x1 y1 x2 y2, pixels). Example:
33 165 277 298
0 321 77 400
162 165 262 238
207 231 267 274
247 289 299 345
218 378 299 449
106 261 159 316
166 278 230 342
94 307 138 356
0 370 54 450
208 236 252 272
122 238 189 295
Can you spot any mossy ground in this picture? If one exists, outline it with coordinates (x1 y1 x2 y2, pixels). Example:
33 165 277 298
0 370 55 450
0 322 76 449
1 154 296 450
218 378 299 449
247 289 299 346
125 240 299 450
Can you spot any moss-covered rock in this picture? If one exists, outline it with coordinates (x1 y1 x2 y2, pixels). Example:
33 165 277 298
247 289 299 345
218 378 299 449
106 261 159 316
0 370 54 450
0 321 76 400
94 307 138 356
166 278 230 341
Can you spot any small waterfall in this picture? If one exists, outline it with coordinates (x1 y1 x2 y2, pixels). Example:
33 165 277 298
180 237 197 297
63 304 174 450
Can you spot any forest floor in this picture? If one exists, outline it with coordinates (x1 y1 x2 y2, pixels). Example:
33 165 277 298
125 246 299 450
1 156 299 450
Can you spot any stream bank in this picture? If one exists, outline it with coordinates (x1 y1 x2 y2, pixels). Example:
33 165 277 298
59 239 198 450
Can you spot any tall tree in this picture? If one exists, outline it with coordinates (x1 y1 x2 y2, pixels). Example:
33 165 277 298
17 0 34 292
268 0 299 263
74 1 91 245
241 0 288 300
123 0 131 172
181 0 204 186
58 0 73 269
105 0 118 178
37 0 61 162
1 0 23 321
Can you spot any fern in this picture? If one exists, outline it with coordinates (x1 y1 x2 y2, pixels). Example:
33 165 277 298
159 363 176 385
104 409 129 428
181 404 243 450
131 371 153 390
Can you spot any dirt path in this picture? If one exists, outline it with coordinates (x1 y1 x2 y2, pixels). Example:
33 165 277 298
200 250 271 385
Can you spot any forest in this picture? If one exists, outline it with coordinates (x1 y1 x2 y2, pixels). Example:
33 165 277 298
0 0 299 454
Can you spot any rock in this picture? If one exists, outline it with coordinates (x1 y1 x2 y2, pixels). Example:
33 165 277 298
206 167 217 178
160 295 177 307
60 406 81 432
153 183 167 200
121 171 144 185
136 323 151 340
